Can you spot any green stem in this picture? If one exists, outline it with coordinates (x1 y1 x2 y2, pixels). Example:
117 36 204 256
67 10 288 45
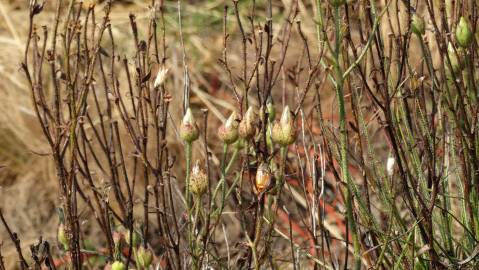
219 144 228 213
333 6 361 270
184 142 195 266
211 146 239 206
192 195 201 269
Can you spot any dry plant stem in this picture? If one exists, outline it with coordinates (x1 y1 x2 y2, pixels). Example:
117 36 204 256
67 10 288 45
0 247 4 270
0 209 28 269
251 195 264 270
22 1 113 268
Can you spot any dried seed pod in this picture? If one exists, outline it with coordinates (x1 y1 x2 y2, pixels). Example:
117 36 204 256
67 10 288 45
238 106 257 139
153 66 169 88
189 162 208 196
218 111 239 144
255 163 272 193
271 106 296 146
180 108 199 143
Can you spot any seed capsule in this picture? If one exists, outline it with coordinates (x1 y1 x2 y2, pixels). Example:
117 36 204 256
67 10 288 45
218 111 239 144
238 106 257 139
271 106 296 146
255 163 272 193
189 162 208 196
180 108 199 143
456 17 473 48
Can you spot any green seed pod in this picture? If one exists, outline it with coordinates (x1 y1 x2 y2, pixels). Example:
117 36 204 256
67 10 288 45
411 14 425 35
456 17 473 48
271 106 296 146
136 246 153 269
189 162 208 196
180 108 199 143
218 111 239 144
111 261 126 270
238 106 258 139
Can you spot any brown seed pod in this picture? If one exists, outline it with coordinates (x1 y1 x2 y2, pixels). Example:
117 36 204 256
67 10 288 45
255 163 272 194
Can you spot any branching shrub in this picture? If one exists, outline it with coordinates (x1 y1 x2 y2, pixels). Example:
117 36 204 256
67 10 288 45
0 0 478 269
